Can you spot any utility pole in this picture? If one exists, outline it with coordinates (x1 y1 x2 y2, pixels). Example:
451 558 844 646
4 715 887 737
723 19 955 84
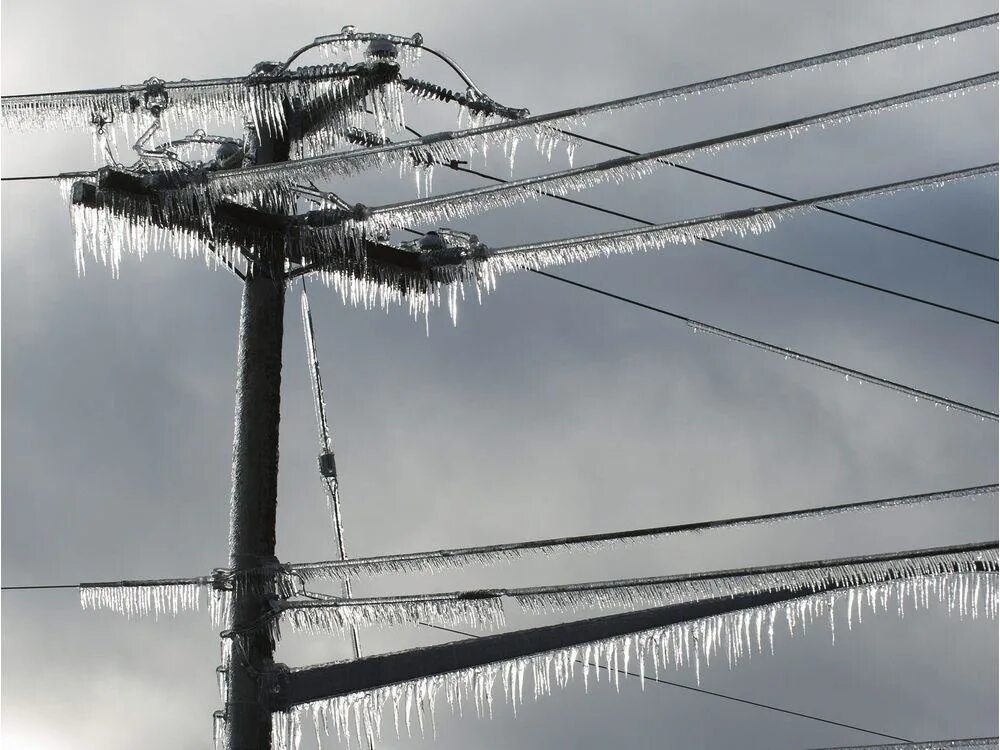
9 18 996 749
224 121 290 750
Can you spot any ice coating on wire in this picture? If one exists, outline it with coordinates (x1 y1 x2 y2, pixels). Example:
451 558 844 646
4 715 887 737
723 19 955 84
2 63 407 141
805 740 998 750
354 74 998 235
79 578 208 618
280 593 506 635
208 14 999 193
293 163 998 327
278 543 997 632
290 485 998 582
271 570 997 750
487 164 998 266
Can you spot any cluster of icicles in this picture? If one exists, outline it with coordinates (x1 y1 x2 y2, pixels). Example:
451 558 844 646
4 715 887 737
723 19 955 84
1 61 409 144
268 571 997 750
204 15 999 195
291 485 998 582
78 544 998 635
815 741 998 750
349 74 997 236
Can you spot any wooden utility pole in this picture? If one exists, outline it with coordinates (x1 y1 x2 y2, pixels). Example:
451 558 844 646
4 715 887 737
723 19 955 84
223 124 290 750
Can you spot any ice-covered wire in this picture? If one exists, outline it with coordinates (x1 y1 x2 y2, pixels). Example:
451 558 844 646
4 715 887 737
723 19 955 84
79 576 210 618
805 740 998 750
290 484 997 582
208 14 998 192
488 164 997 262
273 556 996 748
356 74 998 234
278 541 997 634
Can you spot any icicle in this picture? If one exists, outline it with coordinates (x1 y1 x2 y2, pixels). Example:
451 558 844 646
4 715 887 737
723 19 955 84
289 486 997 582
208 18 998 194
279 593 506 634
811 740 998 750
278 573 997 748
353 74 997 236
276 545 998 634
79 580 206 619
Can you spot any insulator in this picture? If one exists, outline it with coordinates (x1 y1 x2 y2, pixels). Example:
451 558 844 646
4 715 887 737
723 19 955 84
366 37 398 60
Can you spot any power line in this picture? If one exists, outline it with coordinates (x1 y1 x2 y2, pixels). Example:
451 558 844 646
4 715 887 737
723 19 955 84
0 579 911 743
444 162 997 324
1 174 63 182
419 623 912 743
289 484 998 581
205 14 1000 191
363 73 997 233
528 269 998 422
558 129 997 263
1 583 78 591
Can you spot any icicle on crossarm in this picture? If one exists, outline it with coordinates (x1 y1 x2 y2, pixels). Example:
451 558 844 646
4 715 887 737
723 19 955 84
356 74 998 234
79 577 209 618
278 542 997 632
280 592 506 634
272 571 997 750
290 484 997 582
210 14 998 192
805 740 998 750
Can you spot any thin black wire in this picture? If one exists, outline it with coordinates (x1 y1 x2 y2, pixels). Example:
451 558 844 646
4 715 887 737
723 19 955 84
555 129 997 263
525 269 997 421
449 163 997 325
1 174 63 181
1 584 77 590
419 622 911 743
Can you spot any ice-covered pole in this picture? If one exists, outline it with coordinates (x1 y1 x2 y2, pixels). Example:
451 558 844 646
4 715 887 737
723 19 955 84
223 120 290 750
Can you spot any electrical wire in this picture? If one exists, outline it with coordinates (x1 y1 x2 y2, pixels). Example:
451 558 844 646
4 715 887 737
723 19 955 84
0 585 912 742
290 484 997 581
419 623 912 743
206 14 999 189
439 161 996 324
558 128 997 262
360 74 997 233
527 269 998 422
284 540 996 611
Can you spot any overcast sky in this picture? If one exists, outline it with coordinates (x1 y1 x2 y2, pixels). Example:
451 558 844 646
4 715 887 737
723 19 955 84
2 2 998 748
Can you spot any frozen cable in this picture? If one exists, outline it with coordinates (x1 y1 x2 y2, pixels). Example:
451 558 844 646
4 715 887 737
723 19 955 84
207 14 998 191
356 74 997 233
290 484 997 582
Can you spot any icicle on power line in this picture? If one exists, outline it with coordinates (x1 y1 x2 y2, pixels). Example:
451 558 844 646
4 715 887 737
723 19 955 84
805 740 999 750
209 14 998 193
486 164 998 267
353 74 998 235
293 163 999 327
1 60 409 142
79 577 209 618
274 543 997 632
271 571 997 750
289 485 998 582
280 592 507 635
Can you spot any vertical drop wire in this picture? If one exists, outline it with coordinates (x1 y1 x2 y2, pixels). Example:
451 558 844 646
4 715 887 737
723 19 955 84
300 283 364 665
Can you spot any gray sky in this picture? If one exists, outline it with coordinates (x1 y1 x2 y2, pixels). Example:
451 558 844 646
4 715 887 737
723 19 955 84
2 1 998 748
